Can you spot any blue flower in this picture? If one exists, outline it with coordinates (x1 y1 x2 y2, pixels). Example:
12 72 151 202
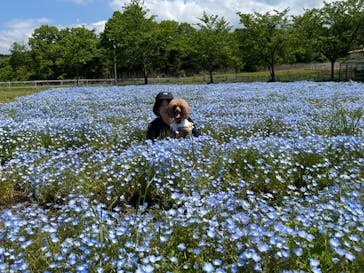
257 243 270 253
213 259 222 266
177 243 186 251
329 237 341 249
142 264 154 273
202 262 214 273
309 258 320 268
292 247 303 257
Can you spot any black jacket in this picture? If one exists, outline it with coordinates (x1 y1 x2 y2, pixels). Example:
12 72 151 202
146 117 200 141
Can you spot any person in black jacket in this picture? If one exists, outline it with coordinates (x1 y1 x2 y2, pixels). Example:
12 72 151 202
146 92 200 141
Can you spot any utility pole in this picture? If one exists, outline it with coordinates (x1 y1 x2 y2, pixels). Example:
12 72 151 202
113 42 117 85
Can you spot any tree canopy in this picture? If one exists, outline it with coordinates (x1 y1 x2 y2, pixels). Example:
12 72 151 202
1 0 363 82
237 9 291 82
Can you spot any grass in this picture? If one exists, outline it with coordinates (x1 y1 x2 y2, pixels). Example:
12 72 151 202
0 88 46 104
145 69 333 85
0 82 363 272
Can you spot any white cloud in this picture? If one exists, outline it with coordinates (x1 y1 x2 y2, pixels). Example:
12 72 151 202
0 18 106 55
74 20 107 34
0 18 50 55
87 20 107 34
0 0 343 55
108 0 343 27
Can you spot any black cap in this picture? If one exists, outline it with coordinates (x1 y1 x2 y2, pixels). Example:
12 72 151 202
153 92 174 115
155 92 173 102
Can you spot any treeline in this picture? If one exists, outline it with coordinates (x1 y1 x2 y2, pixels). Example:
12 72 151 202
0 0 363 83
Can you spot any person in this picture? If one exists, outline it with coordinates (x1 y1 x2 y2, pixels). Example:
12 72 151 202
146 92 200 141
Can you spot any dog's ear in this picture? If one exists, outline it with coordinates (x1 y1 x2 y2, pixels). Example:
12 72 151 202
180 100 190 119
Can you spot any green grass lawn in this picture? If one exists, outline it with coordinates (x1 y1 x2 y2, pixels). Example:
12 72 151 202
0 88 46 104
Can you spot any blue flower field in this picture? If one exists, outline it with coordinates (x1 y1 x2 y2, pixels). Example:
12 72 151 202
0 81 363 272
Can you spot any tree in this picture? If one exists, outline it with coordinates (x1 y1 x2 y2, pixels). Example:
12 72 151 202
0 54 13 81
101 10 124 82
101 0 157 84
237 9 291 82
295 0 364 80
291 8 325 64
153 20 197 76
195 12 232 83
58 27 99 80
28 25 62 79
319 0 364 80
354 11 364 47
8 43 32 80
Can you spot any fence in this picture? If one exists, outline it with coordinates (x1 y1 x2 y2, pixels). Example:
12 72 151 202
0 70 334 90
0 79 118 89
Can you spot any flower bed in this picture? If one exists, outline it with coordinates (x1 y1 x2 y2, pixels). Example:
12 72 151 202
0 82 363 272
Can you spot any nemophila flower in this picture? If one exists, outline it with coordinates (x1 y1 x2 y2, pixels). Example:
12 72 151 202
257 243 270 253
310 258 320 268
177 243 186 251
20 239 33 249
138 264 154 273
193 247 201 254
202 262 214 273
329 237 341 248
169 256 178 263
1 82 364 271
344 251 356 261
213 259 222 266
254 262 262 272
292 247 303 257
76 264 88 272
297 230 315 241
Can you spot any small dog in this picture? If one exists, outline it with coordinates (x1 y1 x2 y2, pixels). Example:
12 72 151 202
167 98 194 138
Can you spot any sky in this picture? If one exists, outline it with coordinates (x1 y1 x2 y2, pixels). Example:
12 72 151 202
0 0 337 55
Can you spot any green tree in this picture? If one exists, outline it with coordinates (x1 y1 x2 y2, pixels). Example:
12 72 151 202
295 0 364 80
101 10 124 82
237 9 291 82
0 54 13 81
195 12 232 83
102 0 157 84
58 27 99 80
8 43 33 80
28 25 62 79
291 8 325 64
153 20 197 76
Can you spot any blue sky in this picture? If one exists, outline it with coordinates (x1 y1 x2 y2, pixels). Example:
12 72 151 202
0 0 336 55
1 0 112 27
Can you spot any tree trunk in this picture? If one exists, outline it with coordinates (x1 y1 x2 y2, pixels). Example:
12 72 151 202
269 62 276 82
209 70 214 84
113 47 117 85
330 60 335 81
143 65 148 85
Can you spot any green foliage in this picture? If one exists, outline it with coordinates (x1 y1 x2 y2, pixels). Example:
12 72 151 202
293 0 364 80
237 9 291 82
102 0 157 83
195 12 233 83
0 178 14 205
327 103 363 136
0 55 13 81
3 0 364 82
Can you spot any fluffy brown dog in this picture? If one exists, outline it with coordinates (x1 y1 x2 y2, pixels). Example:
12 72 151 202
167 98 194 138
